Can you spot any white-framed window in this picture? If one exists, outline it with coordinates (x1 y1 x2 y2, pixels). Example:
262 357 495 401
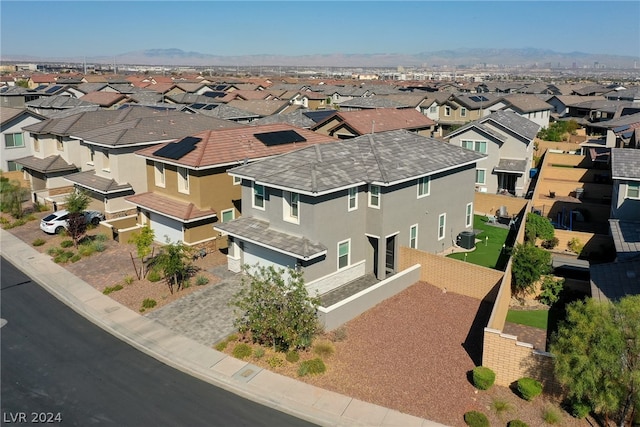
430 105 437 113
177 166 189 193
4 132 24 148
417 176 430 198
103 151 110 171
56 136 64 151
348 187 358 211
221 208 235 222
337 239 350 270
33 135 40 152
475 169 486 185
462 140 487 154
368 184 380 208
7 161 22 171
460 107 467 117
466 202 473 227
233 176 242 185
438 213 446 240
154 161 165 187
444 106 451 116
283 191 299 223
627 182 640 199
409 224 418 249
253 182 265 209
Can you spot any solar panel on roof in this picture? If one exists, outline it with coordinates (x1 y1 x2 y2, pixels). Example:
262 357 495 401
153 136 201 160
34 85 48 91
254 130 307 146
470 95 489 102
45 85 63 93
303 110 337 123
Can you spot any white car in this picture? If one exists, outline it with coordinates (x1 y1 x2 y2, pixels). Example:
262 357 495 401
40 210 105 234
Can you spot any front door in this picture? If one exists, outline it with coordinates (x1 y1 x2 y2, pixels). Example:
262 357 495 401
498 173 517 195
368 236 379 278
385 235 396 276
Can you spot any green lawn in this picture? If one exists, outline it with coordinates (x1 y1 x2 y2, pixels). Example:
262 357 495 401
506 309 548 330
446 215 510 269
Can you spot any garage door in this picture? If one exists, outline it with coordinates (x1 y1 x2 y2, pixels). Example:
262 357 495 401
151 213 183 244
243 242 296 277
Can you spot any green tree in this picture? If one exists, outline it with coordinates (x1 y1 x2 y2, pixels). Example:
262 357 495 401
231 264 321 352
64 190 90 247
16 79 29 88
525 212 555 243
511 243 551 298
155 239 192 294
550 295 640 425
0 175 29 218
128 225 155 279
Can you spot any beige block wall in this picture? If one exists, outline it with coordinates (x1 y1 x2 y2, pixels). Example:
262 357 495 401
474 193 528 217
398 247 503 301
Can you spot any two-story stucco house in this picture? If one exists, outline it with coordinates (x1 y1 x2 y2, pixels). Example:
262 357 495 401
610 148 640 221
127 124 338 246
1 107 45 172
445 110 540 197
215 129 485 296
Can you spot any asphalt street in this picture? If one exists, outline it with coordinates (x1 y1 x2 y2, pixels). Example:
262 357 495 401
1 257 316 427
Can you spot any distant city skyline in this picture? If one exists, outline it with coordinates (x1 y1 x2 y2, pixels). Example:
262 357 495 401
1 1 639 60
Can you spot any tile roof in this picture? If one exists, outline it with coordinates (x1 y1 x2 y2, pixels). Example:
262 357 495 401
79 92 127 107
188 103 259 120
14 155 77 173
338 97 409 109
26 96 97 110
0 107 44 125
125 192 217 222
590 259 640 303
446 110 540 142
501 94 553 113
228 129 485 195
135 123 337 168
609 219 640 258
314 108 435 135
226 99 292 116
611 148 640 180
214 216 327 260
249 110 316 128
64 170 132 194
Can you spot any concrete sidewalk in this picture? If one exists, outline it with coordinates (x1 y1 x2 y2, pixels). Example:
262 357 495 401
0 229 445 427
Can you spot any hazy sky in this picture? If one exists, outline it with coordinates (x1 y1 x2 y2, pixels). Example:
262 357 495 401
2 1 639 59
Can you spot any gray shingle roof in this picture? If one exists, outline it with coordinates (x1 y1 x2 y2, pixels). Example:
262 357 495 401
495 158 528 173
249 110 316 128
609 219 640 259
229 129 485 195
64 170 132 194
590 259 640 303
446 110 540 142
338 97 408 109
215 216 327 260
14 155 77 173
611 148 640 180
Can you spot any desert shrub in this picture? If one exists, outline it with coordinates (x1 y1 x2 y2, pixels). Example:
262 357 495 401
525 213 555 243
491 397 512 415
542 406 562 424
569 400 591 418
285 350 300 363
463 410 489 427
267 356 284 368
313 340 335 359
253 347 265 359
147 268 162 282
124 275 135 285
60 239 74 248
226 334 238 342
141 298 157 310
541 237 559 249
92 241 106 252
567 238 584 255
507 420 529 427
331 326 347 342
182 279 191 289
53 250 74 264
103 284 123 295
46 247 59 256
70 254 81 263
472 366 496 390
78 244 96 257
214 341 228 351
195 275 209 286
232 343 252 359
94 233 108 242
538 276 565 306
297 358 326 377
32 238 46 247
517 377 543 401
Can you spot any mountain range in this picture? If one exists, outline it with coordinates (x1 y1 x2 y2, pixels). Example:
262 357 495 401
4 48 639 68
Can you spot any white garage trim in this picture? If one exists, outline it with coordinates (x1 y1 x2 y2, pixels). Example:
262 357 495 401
150 212 183 244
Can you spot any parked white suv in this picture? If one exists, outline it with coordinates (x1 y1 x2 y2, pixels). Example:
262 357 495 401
40 210 105 234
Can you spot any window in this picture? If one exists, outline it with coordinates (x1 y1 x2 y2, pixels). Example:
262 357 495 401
475 169 486 184
56 136 64 151
460 107 467 117
283 191 299 223
103 151 110 171
462 140 487 154
177 167 189 193
444 106 451 116
348 187 358 211
417 176 430 198
221 208 235 222
33 135 40 152
233 176 242 185
253 183 265 209
368 184 380 208
337 239 350 269
409 224 418 249
7 161 22 171
4 132 24 148
154 162 165 187
88 147 95 165
466 203 473 227
438 213 446 240
430 105 437 113
627 183 640 199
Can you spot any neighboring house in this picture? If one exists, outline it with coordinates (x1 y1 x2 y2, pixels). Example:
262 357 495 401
226 99 298 117
25 96 99 116
215 129 485 296
492 94 552 129
79 92 128 109
438 93 499 132
610 148 640 221
311 108 436 139
292 91 329 110
544 95 604 118
445 110 540 196
0 107 45 172
127 124 338 246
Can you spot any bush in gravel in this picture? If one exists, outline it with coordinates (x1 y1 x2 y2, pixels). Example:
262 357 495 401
70 254 81 263
472 366 496 390
195 275 209 286
94 233 108 242
78 244 96 257
46 247 60 256
517 377 543 401
569 400 591 419
226 334 238 342
60 239 74 248
253 347 265 359
297 358 326 377
103 284 124 295
313 340 335 359
91 241 106 252
232 343 252 360
507 420 529 427
214 341 228 351
32 238 46 247
124 275 135 285
147 268 162 282
140 298 157 312
53 250 74 264
285 350 300 363
491 397 512 415
463 410 489 427
331 326 347 342
267 356 284 368
542 406 562 424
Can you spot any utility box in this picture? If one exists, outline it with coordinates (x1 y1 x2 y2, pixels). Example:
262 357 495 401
457 231 476 250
